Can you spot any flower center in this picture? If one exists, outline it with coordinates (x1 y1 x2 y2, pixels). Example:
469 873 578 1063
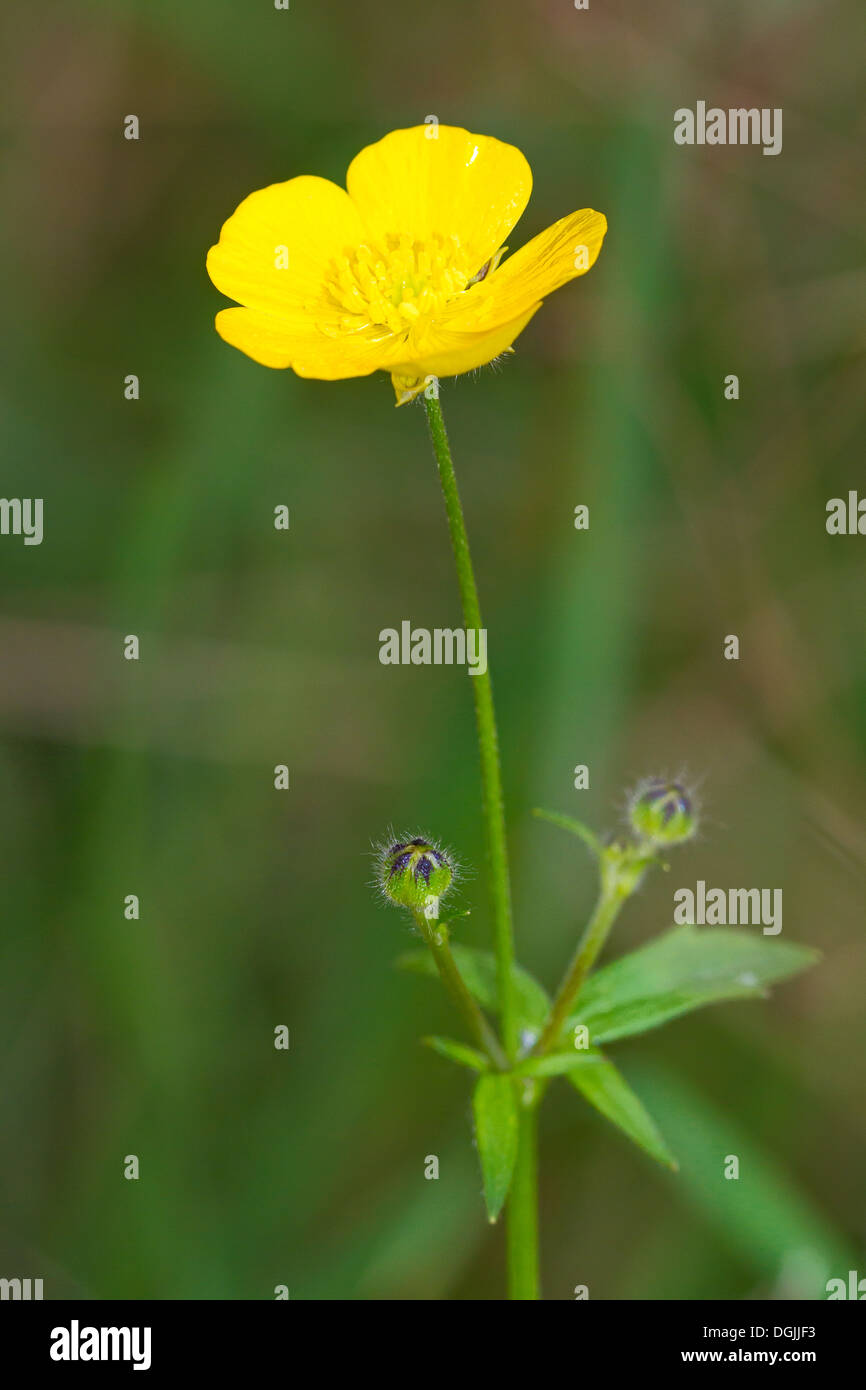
322 233 472 337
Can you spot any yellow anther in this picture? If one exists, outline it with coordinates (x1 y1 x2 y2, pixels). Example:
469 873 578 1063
322 231 475 340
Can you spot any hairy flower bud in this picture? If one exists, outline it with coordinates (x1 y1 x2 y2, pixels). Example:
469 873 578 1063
628 779 697 848
380 837 453 916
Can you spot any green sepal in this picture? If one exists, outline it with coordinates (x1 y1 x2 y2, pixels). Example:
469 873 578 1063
532 807 603 857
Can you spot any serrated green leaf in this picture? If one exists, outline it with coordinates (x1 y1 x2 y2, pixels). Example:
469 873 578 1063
473 1074 519 1222
566 926 820 1047
567 1053 677 1169
397 945 550 1033
422 1036 490 1072
515 1049 604 1079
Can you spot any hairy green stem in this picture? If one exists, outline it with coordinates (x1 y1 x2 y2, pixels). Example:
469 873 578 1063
507 1101 540 1299
423 389 518 1060
413 913 508 1070
533 856 641 1056
423 385 537 1301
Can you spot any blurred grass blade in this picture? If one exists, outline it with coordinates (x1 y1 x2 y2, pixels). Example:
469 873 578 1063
628 1063 855 1291
567 1053 678 1170
568 927 820 1045
422 1036 490 1072
397 945 550 1031
473 1074 519 1222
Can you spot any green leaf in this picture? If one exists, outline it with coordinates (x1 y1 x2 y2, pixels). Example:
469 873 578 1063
567 926 820 1046
397 945 550 1033
515 1049 604 1079
421 1036 489 1072
567 1053 678 1170
473 1074 519 1222
532 807 602 857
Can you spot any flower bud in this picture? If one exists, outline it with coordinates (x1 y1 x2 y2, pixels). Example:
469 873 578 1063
381 837 453 915
628 779 697 848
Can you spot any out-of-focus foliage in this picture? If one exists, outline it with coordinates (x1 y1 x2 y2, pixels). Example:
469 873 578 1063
0 0 863 1298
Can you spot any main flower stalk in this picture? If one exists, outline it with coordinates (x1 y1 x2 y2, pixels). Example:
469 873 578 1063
423 387 537 1299
423 390 518 1059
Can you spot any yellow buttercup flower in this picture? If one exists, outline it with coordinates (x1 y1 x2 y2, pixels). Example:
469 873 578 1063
206 125 607 405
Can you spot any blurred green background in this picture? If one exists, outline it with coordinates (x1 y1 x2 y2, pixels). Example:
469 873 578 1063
1 0 864 1300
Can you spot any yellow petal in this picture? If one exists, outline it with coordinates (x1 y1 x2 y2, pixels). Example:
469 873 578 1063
346 125 532 278
215 307 404 378
206 175 365 323
392 304 541 385
446 208 608 332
